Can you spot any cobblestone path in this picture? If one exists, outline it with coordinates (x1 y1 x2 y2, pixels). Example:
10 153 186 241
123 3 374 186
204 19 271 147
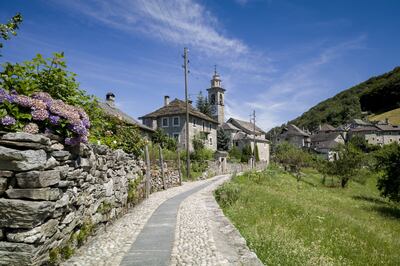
64 174 262 266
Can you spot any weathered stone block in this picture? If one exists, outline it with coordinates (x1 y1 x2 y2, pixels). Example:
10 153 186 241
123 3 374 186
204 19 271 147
0 199 55 228
0 139 47 150
44 156 59 170
0 171 13 178
6 188 61 201
16 170 60 188
0 146 46 171
0 241 34 265
51 150 71 161
0 178 7 195
2 132 51 145
104 179 114 197
6 219 58 244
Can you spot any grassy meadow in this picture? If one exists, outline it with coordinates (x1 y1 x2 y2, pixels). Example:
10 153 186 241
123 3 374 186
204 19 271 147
369 107 400 125
215 166 400 265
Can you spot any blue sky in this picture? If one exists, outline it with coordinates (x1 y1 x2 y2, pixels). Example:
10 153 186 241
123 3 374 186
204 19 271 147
1 0 399 130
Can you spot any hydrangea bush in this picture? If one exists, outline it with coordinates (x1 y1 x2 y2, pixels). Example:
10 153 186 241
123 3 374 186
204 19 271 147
0 89 90 145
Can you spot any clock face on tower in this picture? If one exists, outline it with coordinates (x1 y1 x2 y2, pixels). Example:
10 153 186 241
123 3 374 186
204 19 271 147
210 105 217 116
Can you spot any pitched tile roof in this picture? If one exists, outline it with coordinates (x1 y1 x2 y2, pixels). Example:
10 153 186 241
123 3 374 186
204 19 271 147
139 98 218 124
283 124 310 137
375 124 400 131
221 122 240 131
319 124 336 132
227 118 266 135
99 101 155 132
311 132 342 142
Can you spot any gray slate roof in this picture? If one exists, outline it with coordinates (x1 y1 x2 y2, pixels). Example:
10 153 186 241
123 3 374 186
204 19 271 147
99 101 155 132
226 118 266 135
311 132 342 142
139 99 218 124
283 124 310 137
221 122 240 131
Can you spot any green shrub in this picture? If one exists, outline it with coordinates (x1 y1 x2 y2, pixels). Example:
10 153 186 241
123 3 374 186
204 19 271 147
229 146 241 162
128 176 143 203
215 182 241 208
48 247 60 265
76 221 93 247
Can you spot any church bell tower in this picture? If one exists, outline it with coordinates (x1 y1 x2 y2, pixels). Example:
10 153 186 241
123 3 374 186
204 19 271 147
207 66 225 124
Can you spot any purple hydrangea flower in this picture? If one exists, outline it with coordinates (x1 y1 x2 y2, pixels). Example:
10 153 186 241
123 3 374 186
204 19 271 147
23 123 39 134
65 137 80 146
49 115 60 125
31 109 49 121
44 128 54 134
70 122 88 136
15 95 34 108
0 115 16 126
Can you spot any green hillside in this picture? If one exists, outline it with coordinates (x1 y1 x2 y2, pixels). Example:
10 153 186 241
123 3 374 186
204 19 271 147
281 67 400 131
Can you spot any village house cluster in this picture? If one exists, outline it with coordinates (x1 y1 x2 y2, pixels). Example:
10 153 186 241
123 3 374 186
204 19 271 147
277 118 400 160
98 70 270 163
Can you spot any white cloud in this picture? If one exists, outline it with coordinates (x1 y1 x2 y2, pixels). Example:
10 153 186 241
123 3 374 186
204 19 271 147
58 0 248 56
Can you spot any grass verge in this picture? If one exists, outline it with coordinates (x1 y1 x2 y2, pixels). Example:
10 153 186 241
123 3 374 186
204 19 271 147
215 165 400 265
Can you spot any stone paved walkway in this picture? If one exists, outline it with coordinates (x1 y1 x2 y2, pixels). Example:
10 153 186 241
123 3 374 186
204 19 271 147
64 174 262 266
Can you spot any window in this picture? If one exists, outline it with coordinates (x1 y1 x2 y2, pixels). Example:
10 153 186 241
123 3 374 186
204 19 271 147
210 94 215 105
209 137 213 145
219 94 223 105
202 121 205 131
209 123 212 130
162 117 168 127
193 118 197 127
173 133 179 141
173 116 180 127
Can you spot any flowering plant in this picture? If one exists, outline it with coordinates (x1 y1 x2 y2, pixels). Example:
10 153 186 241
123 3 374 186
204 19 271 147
0 89 90 145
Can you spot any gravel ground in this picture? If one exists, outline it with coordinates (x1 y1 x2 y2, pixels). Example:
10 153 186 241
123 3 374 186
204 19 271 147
170 175 263 266
63 177 217 266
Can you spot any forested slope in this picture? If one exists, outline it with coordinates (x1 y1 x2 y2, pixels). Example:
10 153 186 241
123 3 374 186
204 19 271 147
271 66 400 134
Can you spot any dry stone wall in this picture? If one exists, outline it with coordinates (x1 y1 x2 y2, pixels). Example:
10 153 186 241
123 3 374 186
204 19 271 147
0 132 180 266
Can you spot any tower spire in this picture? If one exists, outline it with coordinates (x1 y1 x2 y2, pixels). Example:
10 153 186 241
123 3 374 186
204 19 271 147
214 64 217 75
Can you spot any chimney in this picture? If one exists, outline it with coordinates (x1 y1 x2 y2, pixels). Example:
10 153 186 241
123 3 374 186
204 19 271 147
188 99 193 105
385 118 389 124
164 95 170 106
106 92 115 107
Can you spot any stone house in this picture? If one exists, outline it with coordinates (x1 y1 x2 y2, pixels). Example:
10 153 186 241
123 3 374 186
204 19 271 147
139 97 218 151
348 122 400 146
99 93 155 138
277 124 311 148
222 118 270 162
310 124 345 161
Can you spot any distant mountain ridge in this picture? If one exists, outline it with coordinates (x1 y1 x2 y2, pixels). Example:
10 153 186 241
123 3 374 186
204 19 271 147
272 66 400 134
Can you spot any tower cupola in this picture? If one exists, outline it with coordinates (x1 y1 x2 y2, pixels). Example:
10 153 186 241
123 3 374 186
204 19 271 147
207 66 225 124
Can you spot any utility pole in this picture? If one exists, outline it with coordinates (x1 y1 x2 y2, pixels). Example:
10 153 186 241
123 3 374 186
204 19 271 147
252 110 256 169
183 48 190 179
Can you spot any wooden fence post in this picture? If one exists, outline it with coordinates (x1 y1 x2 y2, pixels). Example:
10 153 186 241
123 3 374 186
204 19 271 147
144 144 151 198
158 145 166 190
177 150 182 186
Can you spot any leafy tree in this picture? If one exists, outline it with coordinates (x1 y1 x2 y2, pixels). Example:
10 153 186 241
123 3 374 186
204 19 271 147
0 13 23 55
275 142 311 180
196 91 212 117
151 128 177 151
255 144 260 162
192 133 206 151
241 144 252 163
375 143 400 202
328 143 364 188
229 145 241 162
0 53 92 107
217 128 230 151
